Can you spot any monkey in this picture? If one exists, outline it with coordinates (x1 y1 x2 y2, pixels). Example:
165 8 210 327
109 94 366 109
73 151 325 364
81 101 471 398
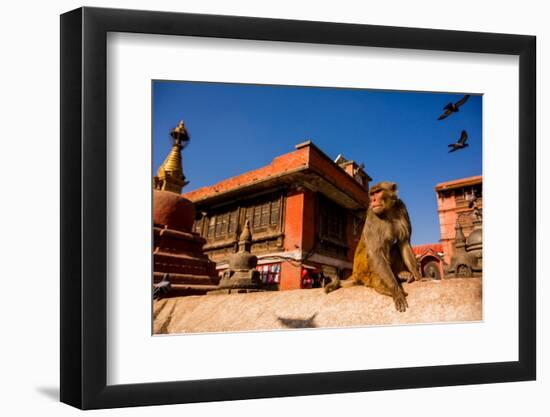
325 181 421 312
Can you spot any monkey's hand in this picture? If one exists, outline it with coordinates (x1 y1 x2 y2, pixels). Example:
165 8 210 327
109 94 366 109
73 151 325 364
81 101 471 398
392 289 408 312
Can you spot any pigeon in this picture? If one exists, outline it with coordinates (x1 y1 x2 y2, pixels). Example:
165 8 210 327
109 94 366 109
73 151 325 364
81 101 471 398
153 273 172 299
437 94 470 120
448 130 469 153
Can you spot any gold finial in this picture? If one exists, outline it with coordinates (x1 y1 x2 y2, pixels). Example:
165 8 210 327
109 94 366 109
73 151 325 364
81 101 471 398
170 120 190 146
153 120 190 193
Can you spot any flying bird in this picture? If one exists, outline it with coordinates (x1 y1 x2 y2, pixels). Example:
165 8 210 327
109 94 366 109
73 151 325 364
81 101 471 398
437 94 470 120
448 130 469 153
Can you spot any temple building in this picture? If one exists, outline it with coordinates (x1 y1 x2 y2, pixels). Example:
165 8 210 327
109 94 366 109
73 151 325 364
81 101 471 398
412 243 445 280
435 175 483 265
183 141 371 290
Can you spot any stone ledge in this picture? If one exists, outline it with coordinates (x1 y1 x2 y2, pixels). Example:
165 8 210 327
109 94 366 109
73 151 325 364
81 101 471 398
153 278 482 334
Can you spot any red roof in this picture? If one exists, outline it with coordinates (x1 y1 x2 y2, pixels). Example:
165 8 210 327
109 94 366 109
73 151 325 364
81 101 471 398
183 141 370 209
412 243 443 256
435 175 482 191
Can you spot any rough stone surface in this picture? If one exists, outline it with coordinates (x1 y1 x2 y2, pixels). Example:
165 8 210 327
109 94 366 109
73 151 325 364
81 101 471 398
153 278 482 334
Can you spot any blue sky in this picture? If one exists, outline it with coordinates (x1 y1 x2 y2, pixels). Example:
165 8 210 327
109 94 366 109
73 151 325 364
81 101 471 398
153 81 482 245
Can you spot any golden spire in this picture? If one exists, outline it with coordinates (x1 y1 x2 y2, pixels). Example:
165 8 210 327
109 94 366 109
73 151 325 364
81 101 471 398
158 144 183 178
153 120 190 193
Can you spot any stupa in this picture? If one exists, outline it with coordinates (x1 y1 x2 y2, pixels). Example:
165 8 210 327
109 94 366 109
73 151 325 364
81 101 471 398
153 121 219 296
208 220 263 294
447 212 483 278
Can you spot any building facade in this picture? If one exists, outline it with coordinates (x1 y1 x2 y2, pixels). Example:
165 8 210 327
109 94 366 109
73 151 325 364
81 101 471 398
435 175 483 265
183 141 371 290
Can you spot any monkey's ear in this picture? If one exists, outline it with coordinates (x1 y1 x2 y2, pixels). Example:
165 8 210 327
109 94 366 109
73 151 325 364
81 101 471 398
389 182 397 192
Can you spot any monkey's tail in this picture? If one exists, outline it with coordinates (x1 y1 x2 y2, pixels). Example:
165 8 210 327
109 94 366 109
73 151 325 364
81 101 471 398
324 277 341 293
324 277 359 293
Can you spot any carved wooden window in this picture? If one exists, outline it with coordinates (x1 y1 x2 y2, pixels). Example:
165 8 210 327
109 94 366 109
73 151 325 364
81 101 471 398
253 205 262 228
318 196 347 244
201 209 240 241
455 188 466 205
214 213 227 237
228 211 238 234
244 194 282 233
270 199 280 225
193 217 203 235
245 206 254 228
260 203 270 226
199 194 282 243
207 216 216 238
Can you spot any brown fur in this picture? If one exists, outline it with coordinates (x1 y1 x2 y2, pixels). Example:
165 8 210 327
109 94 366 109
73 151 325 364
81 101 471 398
325 182 421 312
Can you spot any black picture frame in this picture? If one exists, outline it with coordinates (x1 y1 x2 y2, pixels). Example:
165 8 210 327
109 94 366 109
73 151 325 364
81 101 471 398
60 6 536 410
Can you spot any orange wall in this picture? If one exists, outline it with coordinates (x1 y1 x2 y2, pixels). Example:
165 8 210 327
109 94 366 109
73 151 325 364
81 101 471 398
283 189 305 253
301 189 316 253
281 189 304 290
279 262 302 290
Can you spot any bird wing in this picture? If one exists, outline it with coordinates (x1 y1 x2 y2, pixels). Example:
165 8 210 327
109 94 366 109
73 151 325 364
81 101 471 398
458 130 468 145
455 94 470 108
437 108 452 120
448 146 458 153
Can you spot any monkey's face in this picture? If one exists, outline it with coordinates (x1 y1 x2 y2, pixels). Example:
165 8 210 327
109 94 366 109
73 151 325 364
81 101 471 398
369 189 396 216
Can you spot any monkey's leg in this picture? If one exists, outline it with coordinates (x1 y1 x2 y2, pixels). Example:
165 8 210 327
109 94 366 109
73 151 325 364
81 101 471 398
327 226 367 294
389 246 410 293
400 241 422 283
369 249 408 312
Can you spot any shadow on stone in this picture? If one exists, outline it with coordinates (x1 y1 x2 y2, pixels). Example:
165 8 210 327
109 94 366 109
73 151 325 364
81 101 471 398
277 313 318 329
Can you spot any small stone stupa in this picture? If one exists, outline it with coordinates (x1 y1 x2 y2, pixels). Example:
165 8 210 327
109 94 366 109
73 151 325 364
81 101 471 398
465 217 483 271
448 213 483 278
209 220 263 294
153 120 219 296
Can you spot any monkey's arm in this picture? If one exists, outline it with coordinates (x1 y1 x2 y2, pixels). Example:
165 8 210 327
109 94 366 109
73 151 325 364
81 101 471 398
396 202 419 282
369 248 408 312
400 241 421 283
